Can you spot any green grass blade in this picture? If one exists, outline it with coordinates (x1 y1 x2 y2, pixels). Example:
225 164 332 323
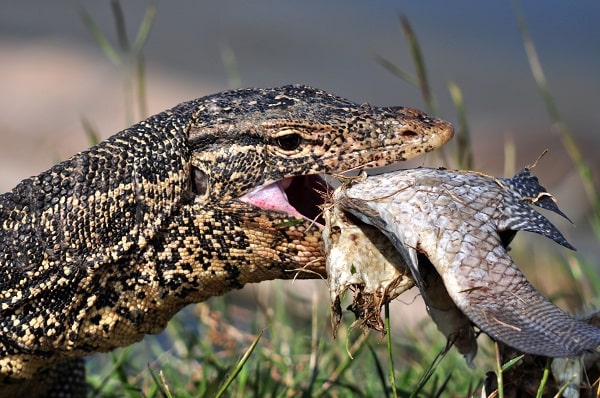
136 54 148 119
535 358 551 398
80 116 100 146
313 332 369 397
409 346 448 398
576 257 600 297
374 54 418 86
147 368 173 398
366 344 389 396
132 5 156 120
494 342 505 398
89 347 136 397
304 291 321 397
398 13 435 115
500 354 524 372
133 4 157 54
110 0 130 52
220 43 243 89
434 372 453 398
79 5 121 66
385 302 399 398
503 136 517 177
213 329 263 398
448 81 473 170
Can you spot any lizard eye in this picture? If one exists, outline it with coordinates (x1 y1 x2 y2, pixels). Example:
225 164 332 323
275 133 302 151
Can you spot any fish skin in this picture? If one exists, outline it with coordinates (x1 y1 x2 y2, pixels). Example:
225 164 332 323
334 167 600 358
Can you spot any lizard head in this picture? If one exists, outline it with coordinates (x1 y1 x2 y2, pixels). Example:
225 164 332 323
187 85 453 225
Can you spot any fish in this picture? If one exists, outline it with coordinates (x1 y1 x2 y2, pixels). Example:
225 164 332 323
326 165 600 359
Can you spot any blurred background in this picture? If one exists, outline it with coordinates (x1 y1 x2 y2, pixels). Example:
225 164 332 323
1 0 598 318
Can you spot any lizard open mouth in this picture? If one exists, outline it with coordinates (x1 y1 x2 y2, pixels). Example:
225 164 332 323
239 175 327 225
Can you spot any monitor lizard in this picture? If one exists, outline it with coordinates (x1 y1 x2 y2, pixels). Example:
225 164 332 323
0 85 453 397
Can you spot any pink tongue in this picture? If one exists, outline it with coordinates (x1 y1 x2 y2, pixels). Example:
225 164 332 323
239 177 302 217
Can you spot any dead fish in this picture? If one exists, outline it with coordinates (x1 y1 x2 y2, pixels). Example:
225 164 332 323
331 166 600 358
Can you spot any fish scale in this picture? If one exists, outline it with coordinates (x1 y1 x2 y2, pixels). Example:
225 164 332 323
334 167 600 358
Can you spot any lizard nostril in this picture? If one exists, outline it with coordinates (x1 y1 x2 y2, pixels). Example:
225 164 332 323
401 130 419 138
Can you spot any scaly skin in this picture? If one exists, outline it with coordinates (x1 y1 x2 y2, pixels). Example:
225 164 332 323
0 85 453 395
336 167 600 358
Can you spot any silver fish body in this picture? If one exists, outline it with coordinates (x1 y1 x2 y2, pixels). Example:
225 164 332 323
333 167 600 357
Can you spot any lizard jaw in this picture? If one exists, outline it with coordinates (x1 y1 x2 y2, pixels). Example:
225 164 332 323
239 175 326 225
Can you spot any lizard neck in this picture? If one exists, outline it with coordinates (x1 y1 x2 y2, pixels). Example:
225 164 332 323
68 201 325 354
